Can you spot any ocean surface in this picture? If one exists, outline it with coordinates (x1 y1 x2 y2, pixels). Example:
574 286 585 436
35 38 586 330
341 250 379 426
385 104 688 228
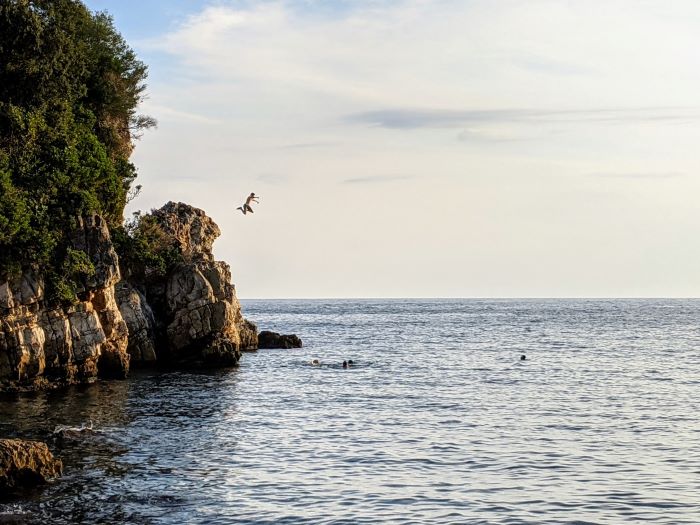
1 299 700 524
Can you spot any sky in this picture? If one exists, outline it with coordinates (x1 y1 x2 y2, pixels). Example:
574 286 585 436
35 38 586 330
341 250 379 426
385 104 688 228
83 0 700 298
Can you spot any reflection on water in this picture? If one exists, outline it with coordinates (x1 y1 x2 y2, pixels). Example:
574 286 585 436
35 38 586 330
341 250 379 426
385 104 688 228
1 370 241 524
2 299 700 524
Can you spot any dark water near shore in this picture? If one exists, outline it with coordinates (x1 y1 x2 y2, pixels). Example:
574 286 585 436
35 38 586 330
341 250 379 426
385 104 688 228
2 299 700 524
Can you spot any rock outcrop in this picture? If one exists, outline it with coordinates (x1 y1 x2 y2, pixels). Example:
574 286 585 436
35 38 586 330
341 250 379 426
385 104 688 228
115 281 157 364
0 215 129 391
0 203 258 391
257 331 303 349
238 319 259 351
0 439 63 490
120 202 256 367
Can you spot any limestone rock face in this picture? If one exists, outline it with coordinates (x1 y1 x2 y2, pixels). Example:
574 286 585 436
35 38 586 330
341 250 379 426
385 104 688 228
0 439 63 490
1 202 257 390
151 201 220 262
70 215 120 291
120 202 256 367
257 331 303 349
238 319 259 351
0 215 130 391
115 281 157 364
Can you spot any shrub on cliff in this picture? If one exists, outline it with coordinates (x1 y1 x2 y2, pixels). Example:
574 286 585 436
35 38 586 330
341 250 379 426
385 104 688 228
112 211 182 284
0 0 154 302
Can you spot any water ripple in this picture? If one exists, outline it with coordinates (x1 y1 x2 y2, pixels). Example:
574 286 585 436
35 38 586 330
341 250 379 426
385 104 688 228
2 299 700 523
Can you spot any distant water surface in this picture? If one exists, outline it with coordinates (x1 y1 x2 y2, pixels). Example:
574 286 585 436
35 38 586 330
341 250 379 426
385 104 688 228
1 299 700 524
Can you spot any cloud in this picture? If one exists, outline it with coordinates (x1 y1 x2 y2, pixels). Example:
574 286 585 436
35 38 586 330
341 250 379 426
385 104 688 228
278 142 337 150
346 107 700 129
142 103 220 125
510 56 594 77
342 175 412 184
588 171 685 180
256 173 289 185
125 0 700 297
143 1 700 131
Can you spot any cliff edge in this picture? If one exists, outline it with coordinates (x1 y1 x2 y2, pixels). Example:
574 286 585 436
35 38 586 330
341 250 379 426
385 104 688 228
0 215 129 391
118 202 258 367
0 202 257 392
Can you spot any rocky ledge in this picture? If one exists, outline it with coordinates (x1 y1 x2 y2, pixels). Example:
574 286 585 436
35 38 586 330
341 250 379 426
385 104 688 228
0 215 129 391
257 331 303 349
0 202 259 392
0 439 62 491
118 202 258 368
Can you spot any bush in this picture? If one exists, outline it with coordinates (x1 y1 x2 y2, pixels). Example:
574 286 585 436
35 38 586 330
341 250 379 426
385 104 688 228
0 0 155 303
111 212 182 283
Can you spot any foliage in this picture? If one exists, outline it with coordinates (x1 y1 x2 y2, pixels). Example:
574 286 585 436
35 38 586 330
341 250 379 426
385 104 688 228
111 212 182 283
0 0 155 303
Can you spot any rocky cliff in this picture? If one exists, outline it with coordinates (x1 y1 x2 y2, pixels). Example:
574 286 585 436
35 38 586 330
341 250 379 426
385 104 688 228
0 215 129 391
0 203 257 392
120 202 258 367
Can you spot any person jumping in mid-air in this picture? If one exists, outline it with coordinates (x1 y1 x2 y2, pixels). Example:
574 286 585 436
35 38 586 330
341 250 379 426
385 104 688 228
237 192 260 215
247 192 260 206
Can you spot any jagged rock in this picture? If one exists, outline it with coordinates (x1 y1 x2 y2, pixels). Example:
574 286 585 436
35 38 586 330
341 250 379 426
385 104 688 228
0 439 62 490
257 331 302 349
150 201 220 262
93 286 130 379
239 319 259 351
115 281 157 364
0 215 130 391
70 215 120 291
120 202 254 366
159 256 241 365
1 202 257 390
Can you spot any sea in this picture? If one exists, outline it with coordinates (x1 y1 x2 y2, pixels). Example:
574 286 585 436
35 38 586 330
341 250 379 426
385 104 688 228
1 299 700 524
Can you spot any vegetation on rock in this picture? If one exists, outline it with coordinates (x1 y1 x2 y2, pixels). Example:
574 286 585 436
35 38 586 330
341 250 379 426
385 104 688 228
111 211 182 283
0 0 154 302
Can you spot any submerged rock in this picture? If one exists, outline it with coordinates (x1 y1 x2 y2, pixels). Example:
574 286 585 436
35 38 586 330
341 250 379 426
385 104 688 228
0 439 62 490
257 331 302 349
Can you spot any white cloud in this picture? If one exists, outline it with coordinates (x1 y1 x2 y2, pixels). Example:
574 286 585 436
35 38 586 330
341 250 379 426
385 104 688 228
128 0 700 297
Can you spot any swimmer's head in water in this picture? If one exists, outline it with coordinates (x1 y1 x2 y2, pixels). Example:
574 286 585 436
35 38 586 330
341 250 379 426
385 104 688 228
342 361 348 368
347 360 354 365
311 359 320 365
520 354 526 361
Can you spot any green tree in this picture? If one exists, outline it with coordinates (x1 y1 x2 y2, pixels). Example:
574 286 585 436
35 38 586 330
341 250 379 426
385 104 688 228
0 0 155 302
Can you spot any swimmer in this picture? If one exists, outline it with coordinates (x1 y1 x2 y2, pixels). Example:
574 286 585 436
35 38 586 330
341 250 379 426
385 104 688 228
311 359 320 366
347 360 354 366
342 361 348 369
520 354 526 361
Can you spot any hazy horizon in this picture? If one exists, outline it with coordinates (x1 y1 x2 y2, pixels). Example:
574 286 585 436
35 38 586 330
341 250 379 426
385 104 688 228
84 0 700 299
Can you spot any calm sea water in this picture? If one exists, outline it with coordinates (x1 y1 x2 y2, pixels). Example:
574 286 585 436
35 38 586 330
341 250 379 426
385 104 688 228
1 299 700 524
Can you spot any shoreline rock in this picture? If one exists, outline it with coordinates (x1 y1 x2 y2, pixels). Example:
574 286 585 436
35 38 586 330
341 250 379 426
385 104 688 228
122 202 253 368
1 202 262 392
257 331 303 349
0 215 130 392
0 439 62 491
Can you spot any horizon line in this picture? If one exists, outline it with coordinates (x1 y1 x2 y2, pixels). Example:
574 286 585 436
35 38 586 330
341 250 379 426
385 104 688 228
238 296 700 300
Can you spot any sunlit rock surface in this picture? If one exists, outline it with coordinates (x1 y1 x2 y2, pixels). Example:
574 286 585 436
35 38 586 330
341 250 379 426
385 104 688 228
0 203 259 392
0 215 129 391
120 202 257 367
0 439 62 490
